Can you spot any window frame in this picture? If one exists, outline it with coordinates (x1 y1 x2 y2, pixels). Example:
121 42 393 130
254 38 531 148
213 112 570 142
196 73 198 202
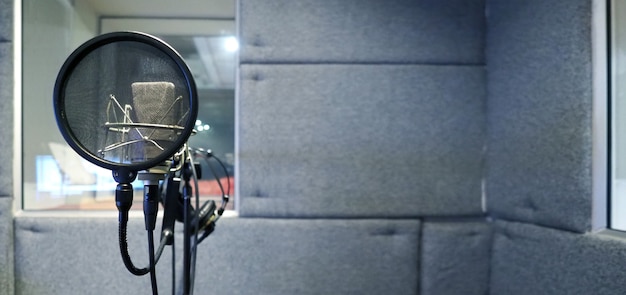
594 0 608 231
13 0 238 215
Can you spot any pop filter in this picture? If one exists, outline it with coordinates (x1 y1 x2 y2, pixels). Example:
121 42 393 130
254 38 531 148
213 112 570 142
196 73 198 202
53 32 201 294
53 31 198 175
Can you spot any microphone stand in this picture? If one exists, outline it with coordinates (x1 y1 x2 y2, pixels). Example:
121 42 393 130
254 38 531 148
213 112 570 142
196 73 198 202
158 149 197 295
114 163 171 295
139 166 169 295
160 171 181 295
181 161 194 295
113 147 225 295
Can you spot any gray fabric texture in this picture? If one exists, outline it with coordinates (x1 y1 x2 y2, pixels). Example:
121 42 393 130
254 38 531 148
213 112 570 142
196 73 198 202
0 3 13 294
0 42 12 197
197 218 420 295
0 0 11 41
239 64 486 218
14 216 420 295
239 0 485 64
0 198 14 295
14 216 171 294
485 0 593 233
491 220 626 295
420 220 492 295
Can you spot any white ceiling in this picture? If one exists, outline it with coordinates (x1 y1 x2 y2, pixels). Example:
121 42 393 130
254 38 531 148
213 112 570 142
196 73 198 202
82 0 235 19
73 1 236 153
82 0 237 90
76 0 238 129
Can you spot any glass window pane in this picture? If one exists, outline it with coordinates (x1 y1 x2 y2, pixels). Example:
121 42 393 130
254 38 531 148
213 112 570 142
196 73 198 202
22 0 235 210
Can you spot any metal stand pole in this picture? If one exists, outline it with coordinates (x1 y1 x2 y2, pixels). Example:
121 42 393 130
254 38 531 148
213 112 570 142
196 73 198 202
182 163 193 295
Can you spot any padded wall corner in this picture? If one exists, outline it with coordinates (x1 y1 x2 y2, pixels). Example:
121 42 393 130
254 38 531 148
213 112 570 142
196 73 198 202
239 0 485 64
420 220 492 295
0 198 14 295
0 0 12 42
491 220 626 295
485 0 593 232
238 64 486 218
0 42 12 197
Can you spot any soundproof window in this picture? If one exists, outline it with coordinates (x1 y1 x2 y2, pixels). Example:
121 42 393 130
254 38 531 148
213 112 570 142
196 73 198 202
20 0 236 211
611 0 626 230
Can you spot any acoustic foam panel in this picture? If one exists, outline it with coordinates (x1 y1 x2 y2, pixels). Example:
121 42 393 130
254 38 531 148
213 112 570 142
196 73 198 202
0 42 12 197
485 0 593 232
14 216 420 295
0 198 14 295
239 64 486 218
0 0 11 42
491 220 626 295
14 216 171 294
196 218 420 295
239 0 485 64
420 220 492 295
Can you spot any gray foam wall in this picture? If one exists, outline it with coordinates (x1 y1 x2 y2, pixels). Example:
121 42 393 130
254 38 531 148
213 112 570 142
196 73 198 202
484 0 626 294
236 0 491 292
14 217 420 295
0 198 14 295
198 218 421 295
0 0 11 42
485 0 593 233
420 220 492 295
14 216 168 294
491 221 626 295
239 0 485 64
0 2 13 292
237 0 487 219
0 42 12 197
239 64 486 218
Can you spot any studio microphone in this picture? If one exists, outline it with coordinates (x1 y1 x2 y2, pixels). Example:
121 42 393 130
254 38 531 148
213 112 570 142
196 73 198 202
128 82 187 236
130 81 182 163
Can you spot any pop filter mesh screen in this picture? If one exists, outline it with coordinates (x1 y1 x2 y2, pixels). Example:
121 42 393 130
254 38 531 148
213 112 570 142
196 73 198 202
60 39 192 168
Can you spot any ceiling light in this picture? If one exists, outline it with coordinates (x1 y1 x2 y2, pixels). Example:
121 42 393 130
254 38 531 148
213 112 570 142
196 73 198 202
224 36 239 52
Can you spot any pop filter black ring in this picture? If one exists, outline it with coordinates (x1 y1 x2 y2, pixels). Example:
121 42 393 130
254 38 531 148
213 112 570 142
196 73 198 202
53 31 198 172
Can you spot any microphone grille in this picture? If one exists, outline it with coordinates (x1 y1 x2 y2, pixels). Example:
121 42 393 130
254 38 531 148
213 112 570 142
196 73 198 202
132 82 176 124
130 82 180 162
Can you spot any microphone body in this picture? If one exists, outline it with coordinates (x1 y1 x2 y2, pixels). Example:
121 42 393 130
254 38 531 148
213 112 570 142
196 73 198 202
130 82 180 162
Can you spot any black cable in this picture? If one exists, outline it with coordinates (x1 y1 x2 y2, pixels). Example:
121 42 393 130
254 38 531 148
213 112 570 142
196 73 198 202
155 231 172 263
148 229 158 295
205 160 225 199
171 234 176 295
188 151 230 246
189 150 200 295
143 184 160 295
118 214 150 276
211 155 231 196
116 182 150 277
199 151 230 215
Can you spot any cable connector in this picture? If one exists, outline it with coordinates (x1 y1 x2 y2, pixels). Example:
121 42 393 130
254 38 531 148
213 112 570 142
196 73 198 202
143 185 159 231
115 183 134 222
